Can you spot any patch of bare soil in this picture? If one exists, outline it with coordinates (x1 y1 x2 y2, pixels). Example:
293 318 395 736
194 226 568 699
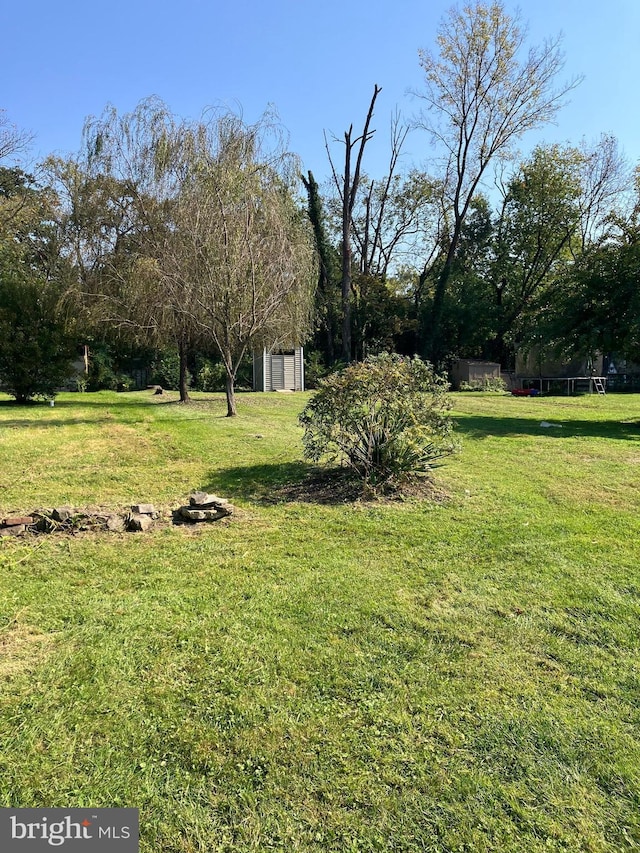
272 467 450 505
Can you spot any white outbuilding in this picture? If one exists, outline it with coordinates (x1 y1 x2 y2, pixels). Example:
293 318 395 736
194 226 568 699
253 346 305 392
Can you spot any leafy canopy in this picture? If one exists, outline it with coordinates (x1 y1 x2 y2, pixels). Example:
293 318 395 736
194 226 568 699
0 167 75 402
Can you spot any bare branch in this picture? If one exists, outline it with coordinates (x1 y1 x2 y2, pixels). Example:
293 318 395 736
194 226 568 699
412 0 582 365
0 110 33 162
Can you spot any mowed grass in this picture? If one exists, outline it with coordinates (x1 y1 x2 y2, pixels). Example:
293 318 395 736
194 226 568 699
1 389 639 852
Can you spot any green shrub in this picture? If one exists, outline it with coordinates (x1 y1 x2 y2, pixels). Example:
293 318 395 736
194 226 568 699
299 353 456 491
151 348 189 391
304 350 332 390
459 377 507 392
192 358 227 392
85 343 130 392
0 268 75 403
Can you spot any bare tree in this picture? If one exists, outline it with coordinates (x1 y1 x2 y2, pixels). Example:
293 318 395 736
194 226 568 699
414 0 581 365
315 106 440 363
351 111 410 279
0 110 33 162
574 134 630 253
325 84 381 361
348 113 444 285
351 167 443 281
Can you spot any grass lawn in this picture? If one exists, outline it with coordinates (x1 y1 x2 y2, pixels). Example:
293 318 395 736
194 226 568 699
1 388 639 852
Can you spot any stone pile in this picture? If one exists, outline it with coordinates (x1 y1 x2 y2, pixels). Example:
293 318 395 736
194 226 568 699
0 504 159 536
125 504 158 532
1 493 234 537
174 492 234 524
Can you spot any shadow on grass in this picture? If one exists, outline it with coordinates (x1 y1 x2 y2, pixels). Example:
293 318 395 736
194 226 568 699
0 394 270 430
203 462 448 505
454 413 640 441
0 393 224 429
202 461 366 505
0 396 148 429
0 416 119 430
0 396 143 409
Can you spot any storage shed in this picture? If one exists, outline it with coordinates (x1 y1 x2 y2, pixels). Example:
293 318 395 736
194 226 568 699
450 359 501 390
253 346 305 392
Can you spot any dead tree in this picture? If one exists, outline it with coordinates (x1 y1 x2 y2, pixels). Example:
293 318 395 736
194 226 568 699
326 84 381 361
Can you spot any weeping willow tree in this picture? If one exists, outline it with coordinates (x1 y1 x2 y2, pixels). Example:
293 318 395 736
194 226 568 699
53 97 316 413
160 112 317 415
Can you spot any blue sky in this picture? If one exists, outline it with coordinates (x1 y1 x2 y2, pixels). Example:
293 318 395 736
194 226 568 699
3 0 640 184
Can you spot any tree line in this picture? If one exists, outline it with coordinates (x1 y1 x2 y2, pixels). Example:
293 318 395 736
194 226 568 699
1 1 639 412
0 103 317 414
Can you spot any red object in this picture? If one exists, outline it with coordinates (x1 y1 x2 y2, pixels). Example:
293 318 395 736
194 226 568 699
511 388 537 397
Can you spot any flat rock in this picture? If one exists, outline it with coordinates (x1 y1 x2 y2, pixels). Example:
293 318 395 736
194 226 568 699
179 505 232 522
203 509 228 521
131 504 156 516
189 491 229 508
189 491 221 507
106 514 127 532
0 525 25 536
180 507 207 521
127 513 153 532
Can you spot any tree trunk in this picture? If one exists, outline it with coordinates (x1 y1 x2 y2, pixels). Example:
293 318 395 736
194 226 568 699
493 284 508 368
301 170 337 364
225 372 237 417
428 218 463 369
341 232 352 362
325 300 336 364
178 339 190 403
427 256 453 369
327 85 381 364
341 139 353 362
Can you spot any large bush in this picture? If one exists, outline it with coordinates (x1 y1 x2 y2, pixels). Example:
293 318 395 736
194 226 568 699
150 348 189 392
299 354 456 491
191 356 226 392
0 268 76 403
0 166 76 402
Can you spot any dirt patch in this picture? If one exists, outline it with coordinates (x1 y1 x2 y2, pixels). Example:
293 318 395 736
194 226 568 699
270 467 450 506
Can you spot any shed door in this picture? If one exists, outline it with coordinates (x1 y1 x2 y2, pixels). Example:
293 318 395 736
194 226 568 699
283 355 295 390
271 355 284 389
